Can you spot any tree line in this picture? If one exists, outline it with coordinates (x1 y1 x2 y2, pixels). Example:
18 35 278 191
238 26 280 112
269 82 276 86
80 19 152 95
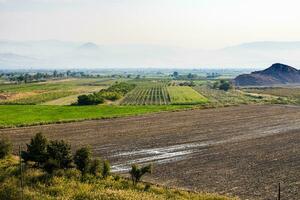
0 134 152 186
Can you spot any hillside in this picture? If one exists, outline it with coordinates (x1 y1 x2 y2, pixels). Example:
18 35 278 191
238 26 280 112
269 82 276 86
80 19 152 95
234 63 300 86
0 156 236 200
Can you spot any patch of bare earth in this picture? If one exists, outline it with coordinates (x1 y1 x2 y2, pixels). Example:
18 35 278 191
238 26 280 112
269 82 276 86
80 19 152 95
1 105 300 200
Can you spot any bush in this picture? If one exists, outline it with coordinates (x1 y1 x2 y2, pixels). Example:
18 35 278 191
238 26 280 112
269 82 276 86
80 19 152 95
129 164 152 185
47 140 73 169
102 160 110 178
97 91 122 101
21 132 48 166
0 139 12 159
89 159 102 176
43 158 59 174
213 80 232 91
77 94 104 105
74 147 92 175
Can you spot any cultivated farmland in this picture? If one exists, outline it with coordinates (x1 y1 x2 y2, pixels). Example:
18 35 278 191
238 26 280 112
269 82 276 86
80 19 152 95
167 86 208 105
2 105 300 200
121 82 171 105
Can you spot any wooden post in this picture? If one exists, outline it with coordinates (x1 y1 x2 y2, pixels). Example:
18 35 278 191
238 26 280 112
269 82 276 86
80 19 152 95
278 182 281 200
19 146 24 200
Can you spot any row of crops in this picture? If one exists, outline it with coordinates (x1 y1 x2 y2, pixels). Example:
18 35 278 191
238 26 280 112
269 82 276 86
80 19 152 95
121 83 171 105
121 82 208 105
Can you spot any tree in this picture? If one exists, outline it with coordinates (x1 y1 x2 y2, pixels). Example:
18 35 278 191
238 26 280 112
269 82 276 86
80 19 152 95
129 164 152 185
213 80 232 91
0 138 12 159
77 94 104 105
173 71 179 78
21 132 48 166
102 160 111 178
74 147 92 174
47 140 73 169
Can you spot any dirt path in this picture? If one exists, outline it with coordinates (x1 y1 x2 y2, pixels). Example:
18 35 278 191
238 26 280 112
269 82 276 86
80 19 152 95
1 105 300 200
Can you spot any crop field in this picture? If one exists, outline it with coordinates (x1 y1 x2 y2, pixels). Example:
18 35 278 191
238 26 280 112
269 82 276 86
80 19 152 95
167 86 208 105
243 87 300 104
0 78 114 105
121 82 170 105
2 105 300 200
193 85 286 106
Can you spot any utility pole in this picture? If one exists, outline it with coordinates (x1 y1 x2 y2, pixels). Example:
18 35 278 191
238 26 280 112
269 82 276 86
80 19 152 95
278 182 281 200
19 146 24 200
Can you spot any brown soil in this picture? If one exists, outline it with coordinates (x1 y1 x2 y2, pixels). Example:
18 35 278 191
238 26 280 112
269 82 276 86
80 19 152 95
1 105 300 200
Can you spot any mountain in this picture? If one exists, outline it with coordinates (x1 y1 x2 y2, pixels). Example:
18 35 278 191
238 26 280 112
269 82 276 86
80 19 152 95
234 63 300 86
78 42 99 50
2 40 300 68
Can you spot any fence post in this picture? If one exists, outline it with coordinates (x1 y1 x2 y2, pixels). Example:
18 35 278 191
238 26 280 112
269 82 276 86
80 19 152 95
278 182 281 200
19 146 24 200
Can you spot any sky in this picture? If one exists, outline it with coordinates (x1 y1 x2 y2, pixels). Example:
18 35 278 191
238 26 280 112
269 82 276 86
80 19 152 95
0 0 300 49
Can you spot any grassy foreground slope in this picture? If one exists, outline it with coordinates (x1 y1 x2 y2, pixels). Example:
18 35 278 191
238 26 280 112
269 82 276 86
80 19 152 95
0 105 192 128
0 157 236 200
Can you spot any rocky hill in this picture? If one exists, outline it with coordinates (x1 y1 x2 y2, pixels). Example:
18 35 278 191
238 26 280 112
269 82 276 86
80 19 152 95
234 63 300 86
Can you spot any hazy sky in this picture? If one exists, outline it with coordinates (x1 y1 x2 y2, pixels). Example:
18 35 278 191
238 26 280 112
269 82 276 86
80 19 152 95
1 0 300 49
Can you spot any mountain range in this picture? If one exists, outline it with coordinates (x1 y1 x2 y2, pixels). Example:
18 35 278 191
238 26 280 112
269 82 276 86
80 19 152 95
1 40 300 68
234 63 300 86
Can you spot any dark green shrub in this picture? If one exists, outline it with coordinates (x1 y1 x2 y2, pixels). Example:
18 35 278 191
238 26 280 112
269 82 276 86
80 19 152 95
102 160 110 178
97 91 122 101
89 158 102 176
77 94 104 105
21 132 48 166
213 80 232 91
74 147 92 175
129 164 152 185
43 159 59 174
47 140 73 169
144 183 151 191
0 138 12 159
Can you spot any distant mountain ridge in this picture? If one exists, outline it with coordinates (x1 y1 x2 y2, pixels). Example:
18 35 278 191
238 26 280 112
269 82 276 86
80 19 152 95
234 63 300 86
2 40 300 68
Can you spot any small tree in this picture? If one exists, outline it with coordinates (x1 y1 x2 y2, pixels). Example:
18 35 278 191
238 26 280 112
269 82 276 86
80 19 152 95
129 164 152 186
89 158 102 176
74 146 92 175
0 138 12 159
102 160 111 178
47 140 73 169
21 132 48 166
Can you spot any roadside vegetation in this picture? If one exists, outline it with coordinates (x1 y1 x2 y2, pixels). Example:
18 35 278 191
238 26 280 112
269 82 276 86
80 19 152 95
0 134 236 200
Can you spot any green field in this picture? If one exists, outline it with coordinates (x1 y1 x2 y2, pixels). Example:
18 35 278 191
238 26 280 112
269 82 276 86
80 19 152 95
0 105 192 128
167 86 208 105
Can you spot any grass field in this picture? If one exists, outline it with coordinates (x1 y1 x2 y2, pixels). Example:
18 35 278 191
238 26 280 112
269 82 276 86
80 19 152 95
167 86 208 105
0 78 114 105
0 105 192 128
